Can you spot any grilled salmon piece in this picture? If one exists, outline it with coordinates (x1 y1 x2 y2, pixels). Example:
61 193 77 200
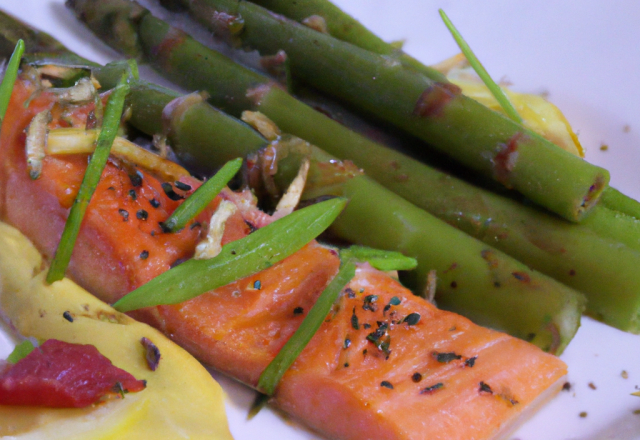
0 78 567 440
276 265 566 440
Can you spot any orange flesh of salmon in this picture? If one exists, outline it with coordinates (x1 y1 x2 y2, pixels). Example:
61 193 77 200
0 78 567 440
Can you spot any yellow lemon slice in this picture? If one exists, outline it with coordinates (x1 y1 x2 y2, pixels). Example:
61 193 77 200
0 221 234 440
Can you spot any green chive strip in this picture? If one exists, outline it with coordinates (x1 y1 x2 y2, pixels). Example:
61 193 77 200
161 158 243 232
258 257 356 395
113 197 347 312
7 339 36 364
340 245 417 271
0 39 25 126
247 393 269 420
439 9 522 124
46 73 130 283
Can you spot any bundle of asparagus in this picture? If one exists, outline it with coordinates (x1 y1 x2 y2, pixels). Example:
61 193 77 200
60 0 640 336
2 0 640 351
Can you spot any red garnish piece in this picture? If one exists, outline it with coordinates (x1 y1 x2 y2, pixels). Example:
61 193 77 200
0 339 146 407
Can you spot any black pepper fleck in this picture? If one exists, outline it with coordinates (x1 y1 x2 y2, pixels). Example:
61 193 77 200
380 381 394 389
136 209 148 221
149 198 160 208
343 338 351 349
140 250 149 260
403 313 421 326
412 372 422 383
141 337 161 371
465 356 477 368
351 307 359 330
420 382 443 394
293 307 304 315
63 311 74 322
129 171 143 187
479 381 493 394
129 189 137 200
161 182 184 201
118 209 129 221
174 181 192 191
253 280 262 290
363 294 378 311
434 352 462 363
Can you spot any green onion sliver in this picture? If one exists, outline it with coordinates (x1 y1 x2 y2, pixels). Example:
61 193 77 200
439 9 522 124
113 197 347 312
258 257 356 395
161 158 243 232
0 39 25 126
340 245 417 271
7 340 36 364
46 73 130 283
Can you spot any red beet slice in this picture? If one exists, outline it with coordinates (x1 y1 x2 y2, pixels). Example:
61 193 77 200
0 339 146 407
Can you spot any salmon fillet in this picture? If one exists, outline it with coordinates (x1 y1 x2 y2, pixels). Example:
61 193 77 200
0 77 567 440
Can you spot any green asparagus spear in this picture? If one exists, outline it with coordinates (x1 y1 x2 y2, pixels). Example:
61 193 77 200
149 0 608 223
0 11 66 57
600 186 640 220
54 2 640 332
267 135 640 335
247 0 640 222
249 0 445 80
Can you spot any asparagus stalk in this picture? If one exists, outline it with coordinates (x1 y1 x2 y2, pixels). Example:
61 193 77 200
600 187 640 220
148 0 609 223
0 11 66 57
249 0 445 81
268 136 640 335
252 0 640 222
55 1 640 332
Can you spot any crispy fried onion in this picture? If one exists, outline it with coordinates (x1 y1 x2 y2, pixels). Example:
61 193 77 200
194 200 237 260
46 128 190 181
25 110 52 180
272 158 310 220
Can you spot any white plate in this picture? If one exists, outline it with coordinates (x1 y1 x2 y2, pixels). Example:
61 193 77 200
1 1 640 439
